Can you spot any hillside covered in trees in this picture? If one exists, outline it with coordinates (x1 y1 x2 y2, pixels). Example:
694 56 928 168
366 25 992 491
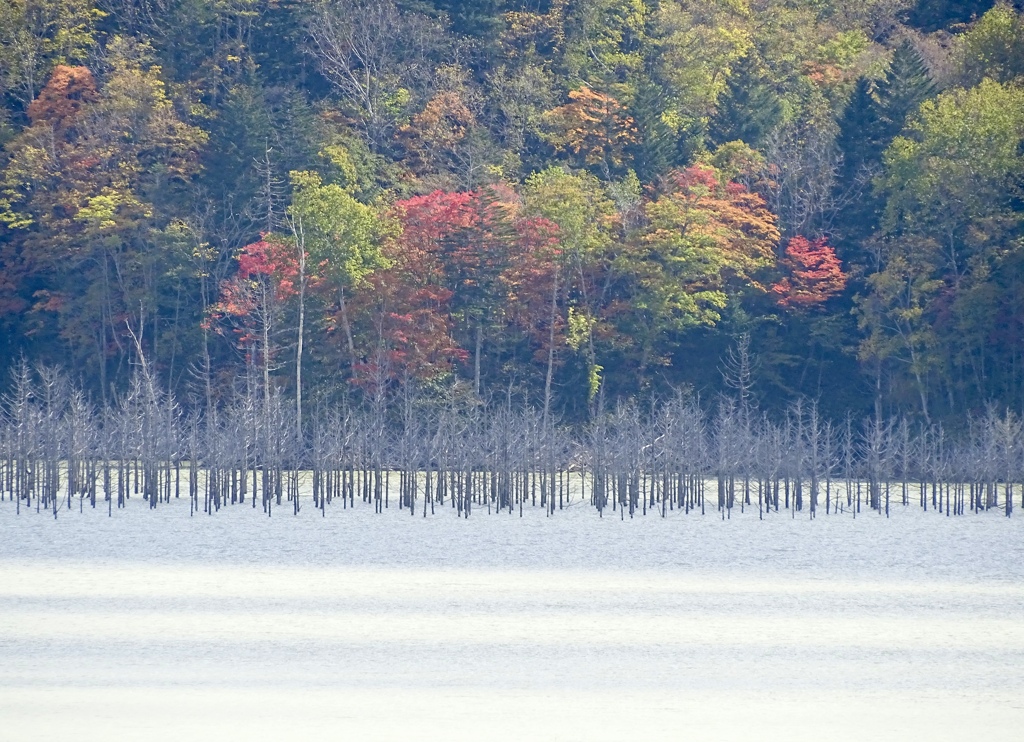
1 0 1023 424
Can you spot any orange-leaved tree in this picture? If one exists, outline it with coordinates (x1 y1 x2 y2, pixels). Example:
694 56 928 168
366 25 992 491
618 164 781 378
771 236 847 309
542 87 638 178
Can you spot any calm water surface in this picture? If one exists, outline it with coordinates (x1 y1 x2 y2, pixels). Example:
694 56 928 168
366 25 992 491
1 498 1022 740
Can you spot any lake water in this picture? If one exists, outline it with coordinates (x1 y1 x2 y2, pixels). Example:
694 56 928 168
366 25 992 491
2 497 1023 741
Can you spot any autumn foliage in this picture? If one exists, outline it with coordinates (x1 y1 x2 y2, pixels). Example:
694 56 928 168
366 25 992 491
5 0 1024 422
542 87 638 171
771 236 848 308
350 191 475 381
206 237 300 347
640 165 781 295
27 65 98 132
666 166 781 277
237 239 301 298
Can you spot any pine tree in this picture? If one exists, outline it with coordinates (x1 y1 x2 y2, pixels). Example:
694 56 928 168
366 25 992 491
874 41 938 143
837 78 883 184
837 42 936 185
628 80 675 182
833 77 888 254
834 42 937 253
708 56 784 150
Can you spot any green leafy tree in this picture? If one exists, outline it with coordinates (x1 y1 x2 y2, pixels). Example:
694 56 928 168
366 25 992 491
0 0 101 109
880 79 1024 274
652 0 753 146
523 166 617 406
562 0 647 97
862 78 1024 416
955 2 1024 86
286 162 392 423
618 164 780 384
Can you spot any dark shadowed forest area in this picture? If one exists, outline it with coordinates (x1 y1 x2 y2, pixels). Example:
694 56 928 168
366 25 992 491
2 0 1024 428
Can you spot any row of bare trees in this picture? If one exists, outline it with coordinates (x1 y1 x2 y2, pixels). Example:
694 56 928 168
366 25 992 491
1 363 1022 519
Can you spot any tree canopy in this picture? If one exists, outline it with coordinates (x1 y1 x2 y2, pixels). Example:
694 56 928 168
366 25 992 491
2 0 1023 422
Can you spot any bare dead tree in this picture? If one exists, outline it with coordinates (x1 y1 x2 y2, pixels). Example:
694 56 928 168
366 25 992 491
4 359 1024 521
763 111 846 239
307 0 448 149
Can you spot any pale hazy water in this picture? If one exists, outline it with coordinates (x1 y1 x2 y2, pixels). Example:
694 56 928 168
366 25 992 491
1 497 1023 741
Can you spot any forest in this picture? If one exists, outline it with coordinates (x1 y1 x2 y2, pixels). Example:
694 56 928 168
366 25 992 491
2 0 1024 428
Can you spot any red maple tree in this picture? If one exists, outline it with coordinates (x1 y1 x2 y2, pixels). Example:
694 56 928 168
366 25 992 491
349 193 470 384
501 216 563 362
771 236 847 308
205 236 300 349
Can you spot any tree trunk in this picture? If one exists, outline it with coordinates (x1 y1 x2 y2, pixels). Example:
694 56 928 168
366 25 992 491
543 266 560 432
339 284 357 379
474 318 482 397
294 219 307 440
